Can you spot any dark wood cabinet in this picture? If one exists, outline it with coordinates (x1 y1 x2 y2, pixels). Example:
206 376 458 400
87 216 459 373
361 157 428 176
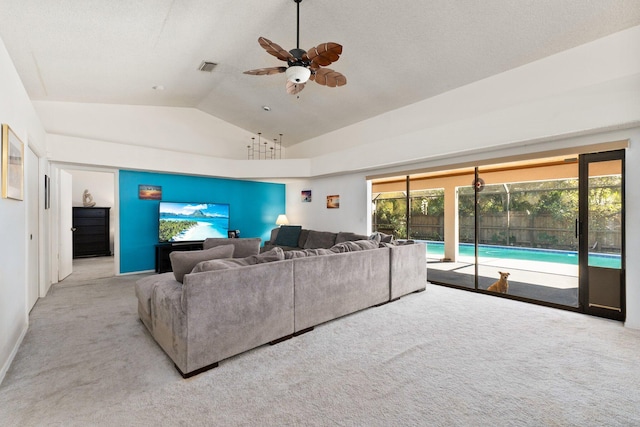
73 207 111 258
155 242 204 273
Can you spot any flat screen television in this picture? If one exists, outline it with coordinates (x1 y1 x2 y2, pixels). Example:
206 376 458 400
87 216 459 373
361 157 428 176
158 201 230 243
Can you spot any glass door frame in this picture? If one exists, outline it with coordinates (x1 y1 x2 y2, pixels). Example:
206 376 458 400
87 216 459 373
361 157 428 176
578 150 626 321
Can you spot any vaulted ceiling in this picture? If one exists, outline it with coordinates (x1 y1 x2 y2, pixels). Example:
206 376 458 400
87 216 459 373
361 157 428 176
1 0 639 146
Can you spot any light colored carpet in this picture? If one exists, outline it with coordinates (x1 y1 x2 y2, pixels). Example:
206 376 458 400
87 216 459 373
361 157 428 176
56 256 116 288
2 274 640 426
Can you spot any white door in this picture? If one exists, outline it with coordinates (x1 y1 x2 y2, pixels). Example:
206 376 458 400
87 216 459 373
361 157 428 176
27 147 39 310
59 170 73 280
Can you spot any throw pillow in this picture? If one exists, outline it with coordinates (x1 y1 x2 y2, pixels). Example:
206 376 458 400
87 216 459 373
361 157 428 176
274 225 302 247
170 244 235 283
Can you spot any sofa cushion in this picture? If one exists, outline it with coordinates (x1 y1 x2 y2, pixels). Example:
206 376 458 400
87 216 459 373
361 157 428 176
170 244 235 283
353 239 380 250
284 250 308 259
135 272 177 320
379 239 414 248
332 239 379 253
306 248 337 256
249 247 285 263
203 237 261 258
335 231 369 244
331 241 361 252
192 247 285 273
298 229 310 248
192 258 248 272
269 227 280 244
284 248 336 259
274 225 302 247
303 230 337 249
261 243 299 253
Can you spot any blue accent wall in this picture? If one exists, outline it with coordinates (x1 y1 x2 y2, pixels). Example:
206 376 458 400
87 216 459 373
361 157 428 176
119 170 285 273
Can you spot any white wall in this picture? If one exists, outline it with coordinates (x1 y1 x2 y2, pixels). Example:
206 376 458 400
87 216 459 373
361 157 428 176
45 133 311 180
0 37 47 383
281 174 370 235
69 170 113 207
35 102 253 160
68 169 115 253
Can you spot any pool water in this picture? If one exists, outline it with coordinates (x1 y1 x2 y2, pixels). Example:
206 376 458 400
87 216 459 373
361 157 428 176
424 241 621 269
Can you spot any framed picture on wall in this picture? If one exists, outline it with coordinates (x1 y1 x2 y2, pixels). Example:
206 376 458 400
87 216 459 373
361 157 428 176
1 124 24 200
301 190 312 202
327 195 340 209
139 184 162 200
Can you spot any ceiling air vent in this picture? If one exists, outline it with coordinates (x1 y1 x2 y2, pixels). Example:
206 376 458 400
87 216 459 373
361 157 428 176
198 61 217 72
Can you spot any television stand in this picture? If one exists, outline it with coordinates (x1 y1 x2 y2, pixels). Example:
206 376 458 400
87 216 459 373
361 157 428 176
155 242 204 273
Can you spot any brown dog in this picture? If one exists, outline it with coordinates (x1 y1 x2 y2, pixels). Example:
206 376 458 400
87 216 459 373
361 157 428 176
487 271 510 293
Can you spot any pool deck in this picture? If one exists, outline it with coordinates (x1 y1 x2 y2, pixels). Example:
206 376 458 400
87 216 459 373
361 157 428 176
427 255 578 289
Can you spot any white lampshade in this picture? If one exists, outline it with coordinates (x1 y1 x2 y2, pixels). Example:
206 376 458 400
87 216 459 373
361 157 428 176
275 214 289 226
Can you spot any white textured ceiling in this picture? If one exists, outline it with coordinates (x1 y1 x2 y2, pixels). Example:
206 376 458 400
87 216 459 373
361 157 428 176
1 0 639 146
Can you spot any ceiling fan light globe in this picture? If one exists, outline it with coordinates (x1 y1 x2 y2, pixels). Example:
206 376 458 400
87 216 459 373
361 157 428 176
286 66 311 84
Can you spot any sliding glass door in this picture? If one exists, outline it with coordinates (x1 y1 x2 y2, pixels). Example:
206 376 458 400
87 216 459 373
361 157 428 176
371 149 625 320
579 151 625 320
474 165 580 307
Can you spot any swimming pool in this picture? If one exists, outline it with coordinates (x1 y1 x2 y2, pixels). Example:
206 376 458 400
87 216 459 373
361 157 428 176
423 241 621 269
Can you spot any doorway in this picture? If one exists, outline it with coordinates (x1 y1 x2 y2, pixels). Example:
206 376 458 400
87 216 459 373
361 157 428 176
52 165 118 284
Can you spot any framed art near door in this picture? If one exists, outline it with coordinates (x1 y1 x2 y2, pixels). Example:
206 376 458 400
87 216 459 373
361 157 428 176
2 124 24 200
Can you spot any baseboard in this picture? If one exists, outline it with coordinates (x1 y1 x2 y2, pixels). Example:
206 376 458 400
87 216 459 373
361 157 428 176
0 323 28 386
118 269 154 276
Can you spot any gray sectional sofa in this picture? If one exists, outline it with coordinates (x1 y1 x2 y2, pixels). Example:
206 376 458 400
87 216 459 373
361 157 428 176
135 235 426 378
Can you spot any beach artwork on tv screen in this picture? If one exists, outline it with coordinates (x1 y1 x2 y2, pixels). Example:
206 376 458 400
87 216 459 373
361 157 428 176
159 202 229 242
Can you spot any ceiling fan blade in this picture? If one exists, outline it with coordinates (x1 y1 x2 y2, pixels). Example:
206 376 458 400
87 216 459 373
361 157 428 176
305 42 342 67
286 80 305 95
243 67 287 76
258 37 293 62
312 68 347 87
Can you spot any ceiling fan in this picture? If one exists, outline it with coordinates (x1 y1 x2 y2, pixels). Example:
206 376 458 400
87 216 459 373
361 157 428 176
243 0 347 95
